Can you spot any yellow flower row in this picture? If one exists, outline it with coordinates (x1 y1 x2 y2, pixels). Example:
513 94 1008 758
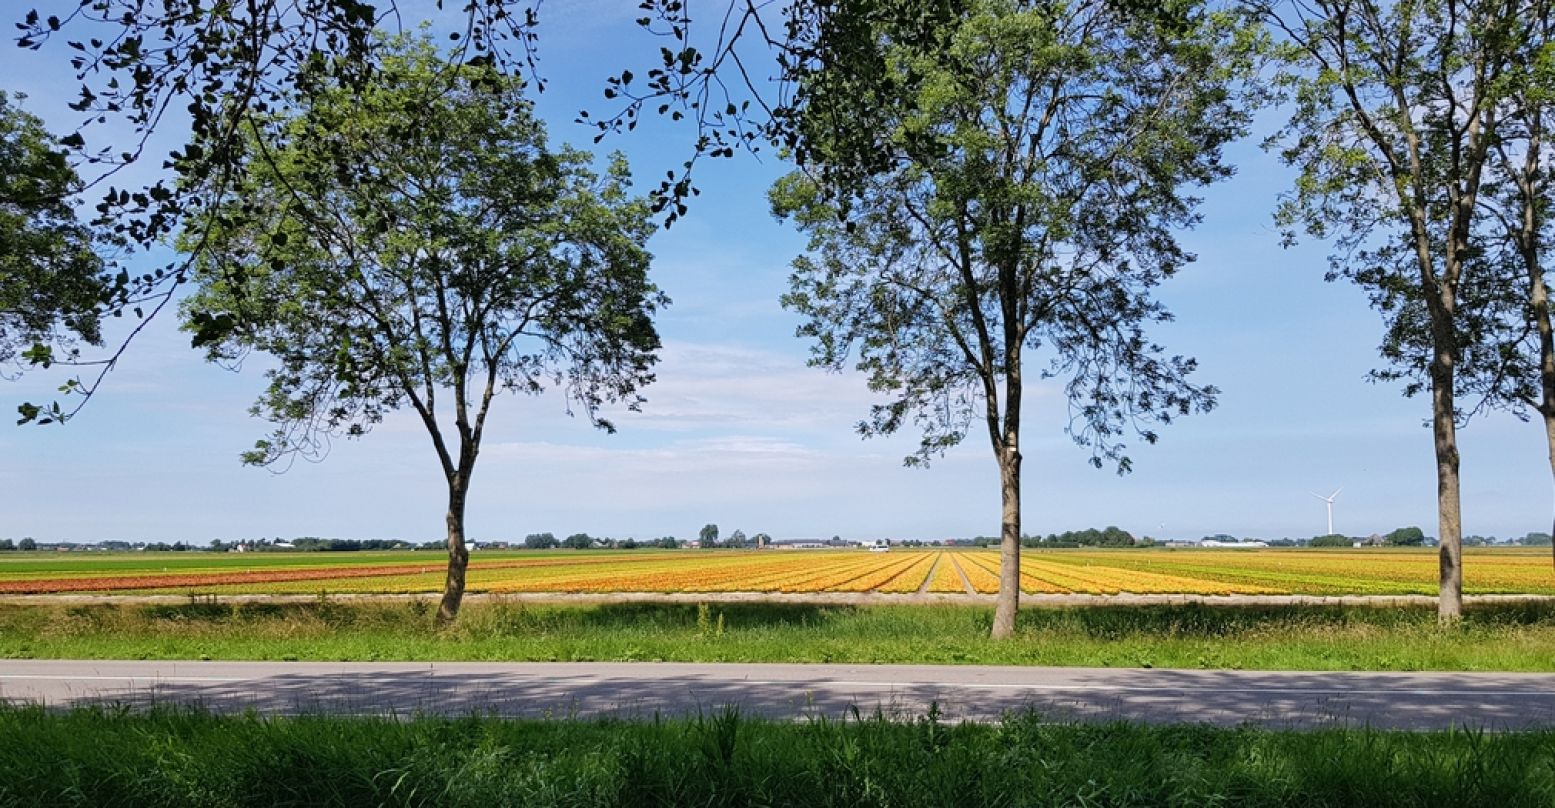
774 554 926 593
827 552 939 593
873 553 940 593
926 554 970 593
954 554 1005 594
734 554 901 593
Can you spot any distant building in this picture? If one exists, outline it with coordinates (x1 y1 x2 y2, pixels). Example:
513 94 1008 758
1199 539 1269 548
772 539 828 549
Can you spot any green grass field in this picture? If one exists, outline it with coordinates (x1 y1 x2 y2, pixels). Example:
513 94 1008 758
3 706 1551 807
5 599 1555 670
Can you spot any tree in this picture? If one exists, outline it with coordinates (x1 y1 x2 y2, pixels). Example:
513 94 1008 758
1 90 107 416
0 539 14 551
3 1 844 418
1310 534 1351 548
1257 0 1522 620
1037 527 1139 547
753 532 772 548
772 0 1253 638
1469 6 1555 572
524 532 559 550
1386 526 1427 547
563 533 594 550
1526 532 1554 546
699 524 720 548
17 538 36 551
9 2 540 421
726 529 749 548
180 38 664 624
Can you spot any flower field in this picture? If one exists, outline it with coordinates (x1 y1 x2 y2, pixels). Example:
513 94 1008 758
1 547 1552 596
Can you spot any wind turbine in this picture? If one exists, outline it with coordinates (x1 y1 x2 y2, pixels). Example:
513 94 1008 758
1311 488 1342 536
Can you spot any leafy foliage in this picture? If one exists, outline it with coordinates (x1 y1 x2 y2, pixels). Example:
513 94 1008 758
181 36 664 471
177 36 663 621
0 91 107 420
1029 526 1139 548
1258 0 1520 411
6 2 545 419
1255 0 1538 614
772 0 1254 472
524 532 559 550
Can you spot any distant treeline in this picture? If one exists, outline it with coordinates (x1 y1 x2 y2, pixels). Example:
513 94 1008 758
966 527 1146 548
219 538 438 552
287 538 418 552
519 533 682 550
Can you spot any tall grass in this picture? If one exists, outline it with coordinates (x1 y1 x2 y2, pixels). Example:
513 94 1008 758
3 599 1555 670
0 705 1551 806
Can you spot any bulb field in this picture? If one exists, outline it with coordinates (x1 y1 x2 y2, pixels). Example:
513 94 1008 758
2 547 1553 597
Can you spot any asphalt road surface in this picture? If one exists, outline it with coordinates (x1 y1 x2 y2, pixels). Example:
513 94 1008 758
4 660 1554 730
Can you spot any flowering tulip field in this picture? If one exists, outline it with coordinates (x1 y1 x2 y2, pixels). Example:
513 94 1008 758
2 547 1552 597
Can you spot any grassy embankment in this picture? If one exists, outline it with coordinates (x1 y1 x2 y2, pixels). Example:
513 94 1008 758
4 599 1555 670
1 705 1551 806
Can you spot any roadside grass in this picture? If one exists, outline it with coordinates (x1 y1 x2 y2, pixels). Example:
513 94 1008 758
3 599 1555 670
0 704 1552 807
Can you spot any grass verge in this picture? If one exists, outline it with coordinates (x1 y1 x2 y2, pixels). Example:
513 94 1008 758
1 705 1552 806
3 599 1555 670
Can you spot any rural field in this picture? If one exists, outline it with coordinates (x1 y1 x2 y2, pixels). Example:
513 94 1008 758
2 547 1553 597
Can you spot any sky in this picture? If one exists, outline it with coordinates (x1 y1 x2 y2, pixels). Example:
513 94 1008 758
1 2 1549 544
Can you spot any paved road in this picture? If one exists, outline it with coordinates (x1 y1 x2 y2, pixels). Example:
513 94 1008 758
4 660 1554 730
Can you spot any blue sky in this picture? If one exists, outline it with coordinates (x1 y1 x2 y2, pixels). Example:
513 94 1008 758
1 1 1548 544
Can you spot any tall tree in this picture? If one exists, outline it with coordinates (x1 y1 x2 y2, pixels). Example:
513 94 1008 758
18 1 1139 422
1256 0 1521 619
0 90 106 410
771 0 1254 637
181 38 664 623
1474 3 1555 571
7 1 825 419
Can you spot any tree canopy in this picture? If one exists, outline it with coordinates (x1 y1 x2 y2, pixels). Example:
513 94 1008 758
0 90 106 416
1256 0 1529 618
6 1 780 418
180 37 664 622
772 0 1255 636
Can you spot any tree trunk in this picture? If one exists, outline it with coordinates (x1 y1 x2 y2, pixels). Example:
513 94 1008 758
436 475 470 625
1430 338 1463 622
1533 268 1555 573
1545 410 1555 574
991 446 1022 639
